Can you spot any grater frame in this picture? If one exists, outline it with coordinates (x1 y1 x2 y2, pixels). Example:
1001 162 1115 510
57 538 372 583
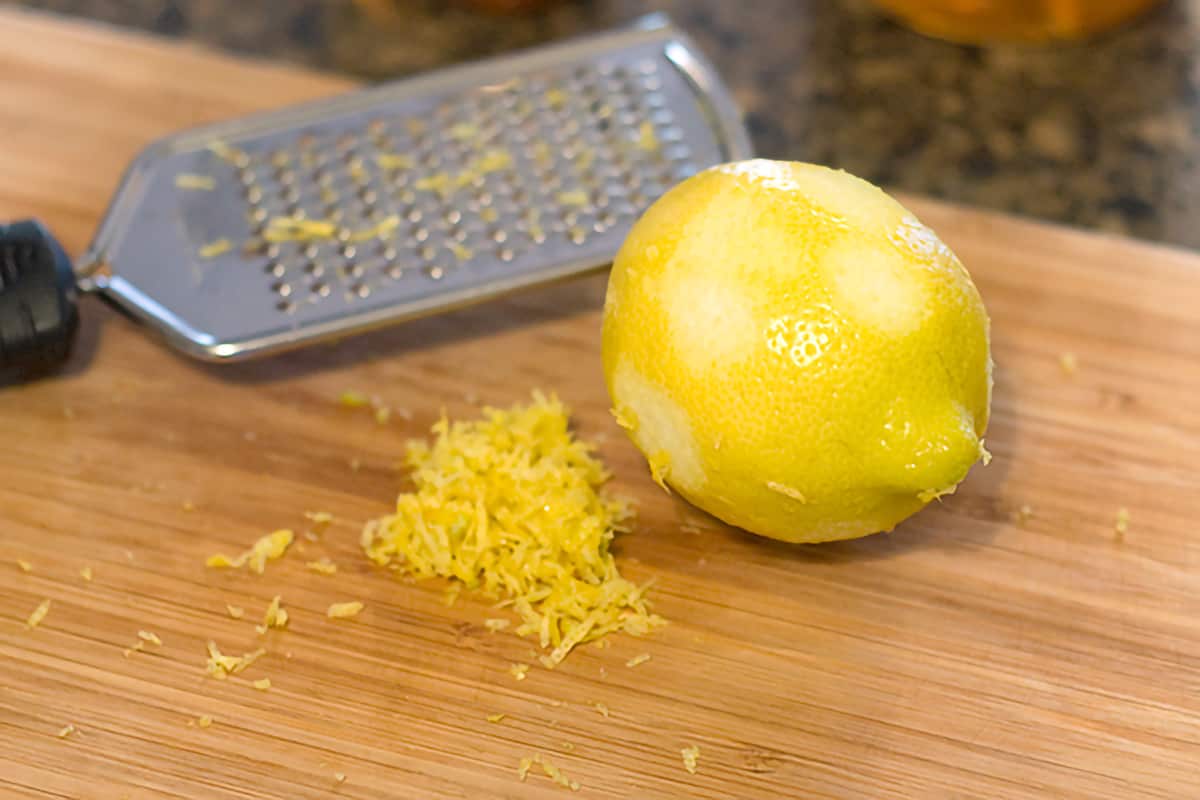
77 14 753 362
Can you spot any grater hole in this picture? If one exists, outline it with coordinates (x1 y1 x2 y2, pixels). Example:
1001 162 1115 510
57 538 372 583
305 262 324 278
265 262 285 278
312 280 331 297
385 264 404 280
340 244 357 260
351 282 370 298
497 247 515 262
272 281 292 297
276 300 295 313
425 265 445 280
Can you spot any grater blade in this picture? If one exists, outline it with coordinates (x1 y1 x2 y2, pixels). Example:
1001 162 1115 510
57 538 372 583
81 15 752 362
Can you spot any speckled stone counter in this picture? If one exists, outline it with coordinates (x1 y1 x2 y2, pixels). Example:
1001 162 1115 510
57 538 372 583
15 0 1200 249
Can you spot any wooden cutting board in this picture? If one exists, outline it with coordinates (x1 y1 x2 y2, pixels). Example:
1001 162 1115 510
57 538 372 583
2 9 1199 799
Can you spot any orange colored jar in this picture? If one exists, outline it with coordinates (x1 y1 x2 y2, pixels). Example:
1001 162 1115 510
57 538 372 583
870 0 1163 42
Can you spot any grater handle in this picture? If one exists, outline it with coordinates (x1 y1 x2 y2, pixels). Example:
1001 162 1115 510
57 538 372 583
0 219 79 379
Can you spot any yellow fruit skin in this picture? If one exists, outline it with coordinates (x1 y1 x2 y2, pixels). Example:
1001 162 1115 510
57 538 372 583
601 160 992 543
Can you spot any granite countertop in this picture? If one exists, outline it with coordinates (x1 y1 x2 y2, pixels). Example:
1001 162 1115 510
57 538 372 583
16 0 1200 249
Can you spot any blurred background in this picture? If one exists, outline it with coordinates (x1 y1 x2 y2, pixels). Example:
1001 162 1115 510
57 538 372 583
11 0 1200 248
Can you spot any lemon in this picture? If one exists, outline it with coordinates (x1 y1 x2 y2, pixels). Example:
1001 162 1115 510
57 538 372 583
601 160 992 543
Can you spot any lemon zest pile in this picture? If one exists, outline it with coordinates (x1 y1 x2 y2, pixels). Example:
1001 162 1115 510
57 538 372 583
26 599 50 630
327 601 364 619
205 641 265 679
360 393 663 668
681 745 700 774
206 529 294 574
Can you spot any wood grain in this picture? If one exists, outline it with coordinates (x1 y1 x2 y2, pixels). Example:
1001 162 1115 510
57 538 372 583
2 8 1200 799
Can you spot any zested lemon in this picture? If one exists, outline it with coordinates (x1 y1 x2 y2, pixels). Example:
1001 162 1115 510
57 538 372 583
601 160 992 543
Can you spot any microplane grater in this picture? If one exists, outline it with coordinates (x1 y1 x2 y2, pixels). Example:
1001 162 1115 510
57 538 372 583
0 14 751 376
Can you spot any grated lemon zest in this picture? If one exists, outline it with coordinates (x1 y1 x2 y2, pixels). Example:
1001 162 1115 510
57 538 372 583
517 757 534 781
306 558 338 576
377 153 415 170
557 190 589 207
263 216 337 243
257 595 288 634
340 390 371 408
509 662 530 681
532 141 552 169
447 242 474 261
196 715 213 729
484 618 510 632
334 772 347 784
1115 507 1131 540
625 653 651 668
253 678 272 691
637 121 659 151
305 510 334 526
57 724 77 739
481 207 499 223
327 601 364 619
124 641 144 658
26 599 50 630
206 140 247 164
592 702 610 718
348 214 402 243
681 745 700 774
539 756 580 791
375 406 392 425
1059 352 1079 375
205 641 265 679
175 173 216 191
486 713 506 723
226 604 245 619
206 529 294 574
198 239 233 259
138 630 163 647
449 122 478 141
16 559 32 573
545 88 568 108
360 393 663 667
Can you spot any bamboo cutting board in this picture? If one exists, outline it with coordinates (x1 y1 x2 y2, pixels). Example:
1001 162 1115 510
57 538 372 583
2 9 1199 799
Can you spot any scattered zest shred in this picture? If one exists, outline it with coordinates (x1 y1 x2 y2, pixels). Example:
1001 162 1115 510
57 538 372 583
1115 507 1131 540
360 392 664 668
681 745 700 774
333 772 347 784
306 558 338 576
256 595 289 634
637 121 659 151
253 678 272 691
483 618 510 632
205 529 294 574
304 511 334 526
327 601 364 619
123 641 144 658
1059 352 1079 375
226 605 245 619
519 755 580 791
486 713 506 723
80 566 93 582
26 599 50 630
508 663 530 681
57 724 77 739
195 715 213 729
625 653 651 668
592 702 610 718
16 559 32 573
339 391 371 408
138 630 163 647
205 641 266 679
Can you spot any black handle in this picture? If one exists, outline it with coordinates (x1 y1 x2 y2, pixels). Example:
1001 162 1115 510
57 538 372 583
0 220 79 378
